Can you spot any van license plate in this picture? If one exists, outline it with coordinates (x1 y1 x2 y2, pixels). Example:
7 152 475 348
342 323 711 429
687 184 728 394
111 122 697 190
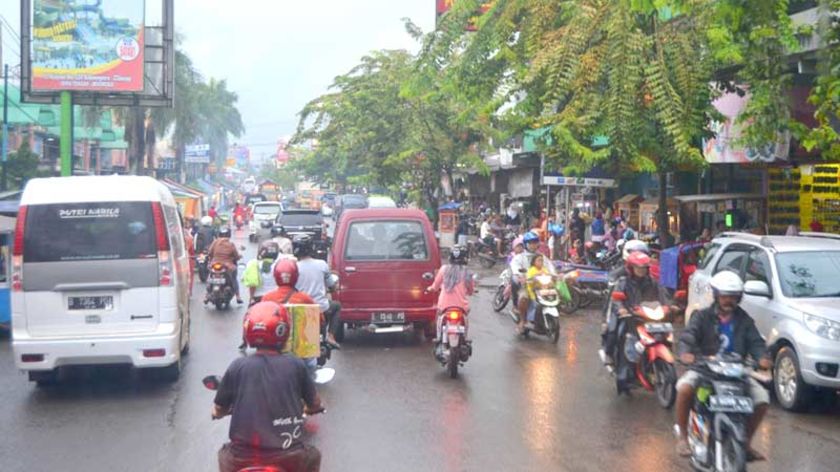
68 296 113 311
372 312 405 324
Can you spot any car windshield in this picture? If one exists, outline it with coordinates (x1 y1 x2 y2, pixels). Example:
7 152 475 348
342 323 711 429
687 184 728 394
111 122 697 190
345 220 428 261
775 251 840 298
280 213 322 226
253 205 280 215
342 195 367 208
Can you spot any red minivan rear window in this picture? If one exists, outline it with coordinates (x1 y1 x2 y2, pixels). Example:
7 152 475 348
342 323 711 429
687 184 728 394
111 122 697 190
23 202 157 262
345 221 428 261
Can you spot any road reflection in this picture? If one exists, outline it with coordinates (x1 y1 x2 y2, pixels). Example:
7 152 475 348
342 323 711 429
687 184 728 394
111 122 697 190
522 356 559 456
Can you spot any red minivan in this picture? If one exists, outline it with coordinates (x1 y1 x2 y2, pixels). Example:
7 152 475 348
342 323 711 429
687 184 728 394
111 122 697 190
329 208 441 340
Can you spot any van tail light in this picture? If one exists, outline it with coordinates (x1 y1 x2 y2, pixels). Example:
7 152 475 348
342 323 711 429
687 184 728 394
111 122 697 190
152 202 173 286
12 206 27 292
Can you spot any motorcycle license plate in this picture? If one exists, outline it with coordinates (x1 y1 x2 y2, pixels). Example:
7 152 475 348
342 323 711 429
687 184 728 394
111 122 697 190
68 296 113 311
446 325 466 334
209 277 226 285
709 395 753 413
372 312 405 324
645 322 673 334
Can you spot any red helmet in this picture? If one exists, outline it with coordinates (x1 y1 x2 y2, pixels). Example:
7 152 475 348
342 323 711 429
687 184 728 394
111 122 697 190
243 302 291 350
273 259 299 287
625 251 651 273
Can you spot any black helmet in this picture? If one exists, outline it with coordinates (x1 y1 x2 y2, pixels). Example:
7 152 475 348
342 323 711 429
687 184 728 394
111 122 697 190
292 234 314 258
450 245 468 265
218 226 231 238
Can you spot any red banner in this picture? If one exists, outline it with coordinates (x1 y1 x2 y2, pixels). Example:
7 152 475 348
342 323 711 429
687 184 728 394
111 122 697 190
435 1 492 31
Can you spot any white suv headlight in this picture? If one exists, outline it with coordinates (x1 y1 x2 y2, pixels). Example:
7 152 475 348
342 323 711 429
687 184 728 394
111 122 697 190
804 314 840 341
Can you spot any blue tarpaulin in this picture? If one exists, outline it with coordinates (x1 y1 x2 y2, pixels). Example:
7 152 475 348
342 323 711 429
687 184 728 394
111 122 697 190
660 247 680 290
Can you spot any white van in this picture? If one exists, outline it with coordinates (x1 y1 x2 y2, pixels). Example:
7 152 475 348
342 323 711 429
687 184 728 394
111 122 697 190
12 176 191 385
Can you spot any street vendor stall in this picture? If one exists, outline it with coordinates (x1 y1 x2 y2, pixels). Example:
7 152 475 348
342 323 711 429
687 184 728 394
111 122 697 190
162 179 206 219
438 202 462 249
675 193 766 234
259 179 281 201
615 194 644 229
639 197 680 237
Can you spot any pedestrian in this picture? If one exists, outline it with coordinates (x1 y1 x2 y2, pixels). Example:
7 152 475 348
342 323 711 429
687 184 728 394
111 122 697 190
570 208 585 244
182 215 195 296
591 212 606 244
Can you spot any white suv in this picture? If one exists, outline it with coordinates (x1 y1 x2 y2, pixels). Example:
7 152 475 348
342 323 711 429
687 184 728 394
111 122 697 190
687 232 840 411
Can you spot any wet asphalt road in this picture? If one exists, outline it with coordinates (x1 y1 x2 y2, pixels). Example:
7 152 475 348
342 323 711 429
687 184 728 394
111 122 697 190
1 231 839 472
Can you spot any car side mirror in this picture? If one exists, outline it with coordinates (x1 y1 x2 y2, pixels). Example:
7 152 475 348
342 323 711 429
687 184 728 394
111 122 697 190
744 280 771 298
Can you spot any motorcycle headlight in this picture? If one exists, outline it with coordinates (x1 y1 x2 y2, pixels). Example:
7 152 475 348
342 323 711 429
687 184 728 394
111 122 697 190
804 314 840 341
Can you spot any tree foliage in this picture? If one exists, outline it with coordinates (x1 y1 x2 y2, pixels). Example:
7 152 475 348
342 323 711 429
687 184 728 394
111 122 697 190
293 40 489 213
802 0 840 159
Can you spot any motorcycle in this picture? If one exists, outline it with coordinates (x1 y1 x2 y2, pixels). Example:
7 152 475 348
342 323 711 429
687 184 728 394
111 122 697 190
558 265 611 312
470 237 500 269
235 214 245 230
207 263 236 310
512 273 562 343
610 295 677 408
682 353 771 472
492 267 512 312
196 250 210 283
202 367 333 472
434 306 472 378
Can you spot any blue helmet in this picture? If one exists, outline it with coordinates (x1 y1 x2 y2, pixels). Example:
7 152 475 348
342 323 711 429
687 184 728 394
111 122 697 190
523 231 540 245
548 223 565 236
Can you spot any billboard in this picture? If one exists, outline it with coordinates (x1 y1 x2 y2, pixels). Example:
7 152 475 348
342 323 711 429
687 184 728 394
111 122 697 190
31 0 145 92
702 89 790 164
185 144 211 164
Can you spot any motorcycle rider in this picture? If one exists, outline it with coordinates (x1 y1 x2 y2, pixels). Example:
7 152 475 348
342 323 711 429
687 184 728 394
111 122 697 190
674 271 771 461
233 202 246 227
427 246 475 346
195 216 217 254
214 302 324 472
206 226 244 305
600 252 669 367
512 231 543 334
263 259 318 306
293 235 341 348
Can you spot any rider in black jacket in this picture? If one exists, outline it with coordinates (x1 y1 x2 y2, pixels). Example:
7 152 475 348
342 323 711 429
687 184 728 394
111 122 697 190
674 271 771 461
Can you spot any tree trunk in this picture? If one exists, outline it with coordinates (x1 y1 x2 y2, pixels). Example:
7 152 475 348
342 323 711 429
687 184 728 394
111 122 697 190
657 171 671 248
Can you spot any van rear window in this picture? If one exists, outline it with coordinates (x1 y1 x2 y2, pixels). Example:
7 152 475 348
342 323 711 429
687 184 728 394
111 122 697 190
345 221 428 261
23 202 157 262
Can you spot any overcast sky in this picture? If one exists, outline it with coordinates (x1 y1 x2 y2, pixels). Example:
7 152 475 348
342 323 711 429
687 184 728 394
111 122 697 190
0 0 435 160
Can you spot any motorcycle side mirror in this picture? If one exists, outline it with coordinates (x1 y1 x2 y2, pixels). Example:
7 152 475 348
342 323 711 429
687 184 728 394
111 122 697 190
314 367 335 384
202 375 221 391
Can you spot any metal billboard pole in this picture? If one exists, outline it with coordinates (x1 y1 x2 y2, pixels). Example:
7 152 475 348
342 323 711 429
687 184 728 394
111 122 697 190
60 91 72 176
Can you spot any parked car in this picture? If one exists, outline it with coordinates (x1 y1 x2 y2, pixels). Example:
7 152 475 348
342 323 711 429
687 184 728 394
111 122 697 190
248 201 283 242
272 209 328 260
330 208 441 341
686 231 840 411
12 176 191 385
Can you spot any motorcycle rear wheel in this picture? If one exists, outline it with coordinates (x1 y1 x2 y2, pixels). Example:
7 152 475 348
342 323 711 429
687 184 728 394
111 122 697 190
478 254 496 269
653 359 677 409
492 285 509 312
447 348 459 378
558 289 580 314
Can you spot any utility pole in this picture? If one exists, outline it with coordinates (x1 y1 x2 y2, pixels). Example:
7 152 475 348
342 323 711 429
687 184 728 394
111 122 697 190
60 90 72 176
2 63 8 191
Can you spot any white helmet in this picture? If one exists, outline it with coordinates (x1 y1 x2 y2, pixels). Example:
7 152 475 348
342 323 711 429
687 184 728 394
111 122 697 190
622 240 649 261
200 216 213 227
710 271 744 298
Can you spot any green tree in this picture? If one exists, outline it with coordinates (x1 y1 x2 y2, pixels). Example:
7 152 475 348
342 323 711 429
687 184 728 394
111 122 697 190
429 0 799 245
7 140 43 189
801 0 840 159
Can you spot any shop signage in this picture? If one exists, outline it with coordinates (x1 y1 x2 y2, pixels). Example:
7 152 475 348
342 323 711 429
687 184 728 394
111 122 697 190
185 144 211 164
542 175 616 188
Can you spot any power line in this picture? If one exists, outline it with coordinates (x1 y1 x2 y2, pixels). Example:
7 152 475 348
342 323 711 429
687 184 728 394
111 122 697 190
0 15 21 41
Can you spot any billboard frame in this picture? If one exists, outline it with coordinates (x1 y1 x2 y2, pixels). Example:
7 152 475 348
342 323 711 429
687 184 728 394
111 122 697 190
19 0 174 108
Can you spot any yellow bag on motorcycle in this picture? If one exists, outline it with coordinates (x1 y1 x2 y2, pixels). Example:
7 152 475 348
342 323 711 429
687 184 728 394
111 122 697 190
242 259 262 289
282 304 321 359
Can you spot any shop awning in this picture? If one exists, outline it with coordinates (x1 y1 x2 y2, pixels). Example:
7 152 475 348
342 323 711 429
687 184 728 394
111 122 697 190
675 193 764 203
616 194 643 204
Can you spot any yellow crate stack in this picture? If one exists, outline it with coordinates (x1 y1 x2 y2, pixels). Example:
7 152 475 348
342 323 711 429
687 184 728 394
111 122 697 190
800 164 840 234
768 167 801 234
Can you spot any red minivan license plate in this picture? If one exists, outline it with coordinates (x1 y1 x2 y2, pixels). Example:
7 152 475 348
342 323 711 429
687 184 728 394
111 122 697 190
372 312 405 324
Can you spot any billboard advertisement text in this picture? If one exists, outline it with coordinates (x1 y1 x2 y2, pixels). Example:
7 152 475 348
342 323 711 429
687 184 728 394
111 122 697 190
31 0 145 92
